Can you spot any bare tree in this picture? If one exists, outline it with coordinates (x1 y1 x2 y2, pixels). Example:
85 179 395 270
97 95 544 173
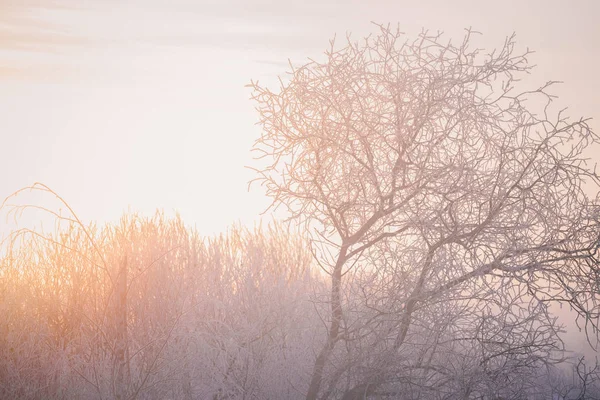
248 24 600 399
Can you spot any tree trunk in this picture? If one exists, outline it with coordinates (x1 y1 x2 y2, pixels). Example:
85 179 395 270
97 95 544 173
306 246 347 400
114 255 129 400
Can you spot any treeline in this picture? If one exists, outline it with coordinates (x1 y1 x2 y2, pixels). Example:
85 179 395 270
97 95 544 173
0 213 319 399
0 211 598 399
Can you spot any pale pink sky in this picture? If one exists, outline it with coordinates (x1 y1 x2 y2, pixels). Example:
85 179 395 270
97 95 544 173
1 0 598 235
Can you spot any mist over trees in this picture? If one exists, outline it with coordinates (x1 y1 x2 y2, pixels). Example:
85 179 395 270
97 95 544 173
2 25 600 399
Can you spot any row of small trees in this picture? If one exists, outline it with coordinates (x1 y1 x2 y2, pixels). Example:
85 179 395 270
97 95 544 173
0 185 319 399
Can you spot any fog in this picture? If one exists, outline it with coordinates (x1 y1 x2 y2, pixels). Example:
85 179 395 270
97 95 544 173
1 1 600 399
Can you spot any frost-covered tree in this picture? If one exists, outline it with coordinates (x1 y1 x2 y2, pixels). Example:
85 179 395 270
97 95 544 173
248 24 600 399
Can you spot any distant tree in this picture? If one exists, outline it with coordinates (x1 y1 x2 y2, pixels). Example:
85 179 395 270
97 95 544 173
0 184 317 399
248 24 600 399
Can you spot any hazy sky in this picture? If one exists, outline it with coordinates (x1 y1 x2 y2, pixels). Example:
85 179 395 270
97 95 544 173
1 0 599 238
